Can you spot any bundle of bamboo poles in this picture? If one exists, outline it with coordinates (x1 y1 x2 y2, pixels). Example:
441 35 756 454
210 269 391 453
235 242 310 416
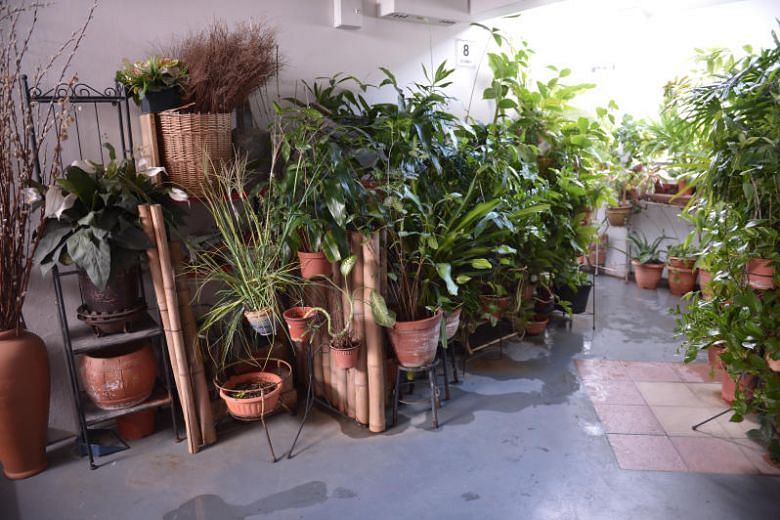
139 204 216 453
305 231 386 432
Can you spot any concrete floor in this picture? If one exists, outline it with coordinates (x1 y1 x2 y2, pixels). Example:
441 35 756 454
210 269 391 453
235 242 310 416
2 276 778 519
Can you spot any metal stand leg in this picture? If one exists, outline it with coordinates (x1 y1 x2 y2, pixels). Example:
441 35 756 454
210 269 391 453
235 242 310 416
392 365 402 427
449 344 459 384
287 342 315 459
438 346 451 401
260 414 278 463
691 408 731 432
428 367 439 429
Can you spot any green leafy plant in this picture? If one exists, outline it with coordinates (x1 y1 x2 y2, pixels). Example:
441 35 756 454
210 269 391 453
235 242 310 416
115 56 188 105
35 145 183 290
627 232 667 264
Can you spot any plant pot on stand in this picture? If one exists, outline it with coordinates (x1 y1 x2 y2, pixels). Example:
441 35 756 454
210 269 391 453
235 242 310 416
524 316 549 336
388 310 442 368
80 342 157 410
297 251 332 280
77 264 146 336
606 205 631 227
330 339 361 370
0 328 50 480
282 307 320 343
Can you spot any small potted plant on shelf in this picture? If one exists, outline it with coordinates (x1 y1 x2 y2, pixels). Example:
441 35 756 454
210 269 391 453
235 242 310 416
35 145 184 335
666 242 698 295
115 56 188 113
627 231 667 290
605 169 635 227
743 223 777 291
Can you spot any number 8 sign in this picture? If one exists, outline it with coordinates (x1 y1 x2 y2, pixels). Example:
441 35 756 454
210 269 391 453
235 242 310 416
457 39 476 68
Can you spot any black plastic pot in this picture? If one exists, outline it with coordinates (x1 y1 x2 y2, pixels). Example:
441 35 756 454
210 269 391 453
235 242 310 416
555 282 592 314
140 88 181 114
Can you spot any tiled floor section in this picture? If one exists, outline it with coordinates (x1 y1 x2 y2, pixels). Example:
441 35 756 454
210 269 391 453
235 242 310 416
577 359 780 476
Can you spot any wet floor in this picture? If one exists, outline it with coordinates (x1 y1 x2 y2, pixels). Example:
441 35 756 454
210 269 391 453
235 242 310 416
2 276 778 519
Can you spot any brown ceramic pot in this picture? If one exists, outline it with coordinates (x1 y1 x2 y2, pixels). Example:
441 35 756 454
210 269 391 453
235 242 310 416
388 310 442 368
707 345 725 371
444 307 462 343
721 372 757 404
78 263 141 314
698 269 714 299
80 342 156 410
668 256 696 270
606 206 631 227
0 329 50 480
117 409 156 441
667 266 696 296
297 251 331 279
331 343 360 370
282 307 319 343
479 295 512 320
524 317 549 336
632 260 664 289
747 258 775 290
219 371 282 419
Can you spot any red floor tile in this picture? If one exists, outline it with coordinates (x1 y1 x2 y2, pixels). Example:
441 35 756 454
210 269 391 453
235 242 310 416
594 404 665 435
670 437 759 474
583 380 646 405
625 361 682 382
607 434 687 472
673 363 723 383
576 359 631 381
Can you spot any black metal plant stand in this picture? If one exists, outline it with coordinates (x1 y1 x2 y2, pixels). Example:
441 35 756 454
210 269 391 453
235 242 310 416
52 266 181 469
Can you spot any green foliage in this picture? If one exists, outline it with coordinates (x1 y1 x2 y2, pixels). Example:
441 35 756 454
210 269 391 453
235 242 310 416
627 232 668 264
115 56 188 105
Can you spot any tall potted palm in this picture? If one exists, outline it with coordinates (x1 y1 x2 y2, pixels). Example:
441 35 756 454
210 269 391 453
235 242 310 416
0 2 94 479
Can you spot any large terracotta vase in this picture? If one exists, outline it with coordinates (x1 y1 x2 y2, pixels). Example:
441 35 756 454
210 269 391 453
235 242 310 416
0 329 50 479
632 260 664 289
388 310 442 368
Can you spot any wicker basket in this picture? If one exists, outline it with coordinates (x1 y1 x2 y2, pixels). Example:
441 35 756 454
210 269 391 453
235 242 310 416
158 111 232 198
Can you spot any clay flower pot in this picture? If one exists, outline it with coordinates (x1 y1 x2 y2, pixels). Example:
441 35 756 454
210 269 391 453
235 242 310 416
606 205 631 227
244 308 276 336
668 256 695 270
698 269 714 299
747 258 775 290
632 260 664 289
588 234 608 267
479 295 512 320
0 329 50 480
77 264 145 335
297 251 331 279
721 372 757 404
117 409 156 440
331 342 361 370
218 371 282 419
708 345 725 371
524 316 549 336
444 307 462 343
80 342 156 410
388 310 442 368
667 266 696 296
765 354 780 372
283 307 319 343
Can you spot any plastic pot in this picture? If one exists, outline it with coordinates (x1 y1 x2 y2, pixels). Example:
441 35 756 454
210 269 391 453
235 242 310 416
747 258 775 290
218 371 282 419
244 308 276 336
140 88 182 114
297 251 331 279
667 266 696 296
388 310 442 368
331 342 360 370
632 260 664 289
555 282 592 314
524 317 549 336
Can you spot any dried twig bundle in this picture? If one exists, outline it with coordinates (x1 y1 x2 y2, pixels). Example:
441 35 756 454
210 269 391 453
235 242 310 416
170 20 278 114
0 2 95 331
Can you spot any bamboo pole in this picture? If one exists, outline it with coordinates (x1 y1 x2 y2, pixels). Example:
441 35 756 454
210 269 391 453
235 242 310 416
320 282 333 405
139 205 199 453
328 262 344 409
363 231 386 432
351 232 369 425
331 263 347 412
171 242 216 446
342 258 356 419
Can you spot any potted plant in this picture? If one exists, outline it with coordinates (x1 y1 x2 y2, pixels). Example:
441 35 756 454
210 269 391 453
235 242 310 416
115 56 188 113
627 232 667 289
161 20 278 197
744 225 777 291
36 145 183 335
666 242 697 295
0 1 94 480
555 268 592 314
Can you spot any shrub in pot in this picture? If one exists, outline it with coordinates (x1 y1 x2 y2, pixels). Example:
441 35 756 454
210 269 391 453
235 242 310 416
555 269 592 314
115 56 188 113
627 232 667 289
36 146 183 335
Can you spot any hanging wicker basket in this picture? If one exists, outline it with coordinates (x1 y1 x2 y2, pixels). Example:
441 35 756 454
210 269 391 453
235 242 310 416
158 109 232 198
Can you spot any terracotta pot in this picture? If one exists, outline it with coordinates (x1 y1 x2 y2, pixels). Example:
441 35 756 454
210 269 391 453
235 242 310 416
668 256 695 270
721 372 757 404
708 345 725 371
282 307 319 343
747 258 775 290
444 307 462 342
524 317 549 336
0 329 50 480
632 260 664 289
668 266 696 296
580 207 593 225
534 296 555 316
698 269 714 299
297 251 331 279
244 308 276 336
480 295 512 320
80 342 156 410
331 343 360 370
766 354 780 373
78 264 144 335
588 234 608 267
388 310 442 368
606 206 631 227
219 371 282 419
117 409 156 440
521 283 536 304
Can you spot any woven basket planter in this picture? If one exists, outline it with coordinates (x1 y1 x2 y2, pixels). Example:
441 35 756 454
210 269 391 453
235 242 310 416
158 111 232 198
